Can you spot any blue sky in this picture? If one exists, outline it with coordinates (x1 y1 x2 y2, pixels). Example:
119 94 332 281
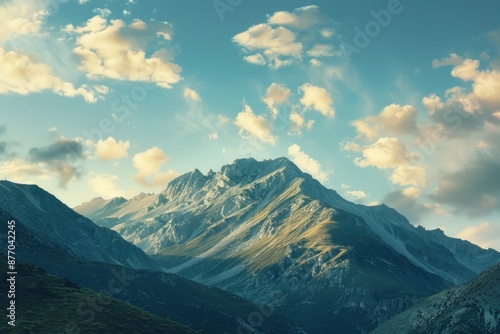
1 0 500 249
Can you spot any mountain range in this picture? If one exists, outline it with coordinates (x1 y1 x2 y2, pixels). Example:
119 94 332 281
0 180 306 334
74 157 500 333
1 157 499 333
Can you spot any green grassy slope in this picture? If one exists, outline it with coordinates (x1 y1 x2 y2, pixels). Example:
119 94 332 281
0 256 200 334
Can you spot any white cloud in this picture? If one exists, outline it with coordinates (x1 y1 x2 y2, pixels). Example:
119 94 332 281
0 158 46 183
309 59 322 67
320 28 335 38
450 58 500 108
456 221 500 250
346 190 368 200
88 173 135 199
263 83 291 117
307 44 335 57
341 141 361 152
183 87 201 102
287 144 329 183
208 132 218 140
0 48 108 103
390 165 427 187
267 5 328 30
133 147 179 188
92 8 112 18
66 16 182 88
352 104 419 140
354 137 410 169
234 105 276 145
289 111 314 133
0 0 48 42
123 10 131 16
299 83 335 118
79 0 91 4
402 187 422 198
432 53 464 68
243 53 266 66
94 137 130 160
232 23 302 69
233 6 339 68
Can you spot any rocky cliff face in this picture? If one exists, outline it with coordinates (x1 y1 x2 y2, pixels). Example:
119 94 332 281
372 263 500 334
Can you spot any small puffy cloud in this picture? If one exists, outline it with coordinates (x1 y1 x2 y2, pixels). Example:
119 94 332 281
267 5 329 30
94 137 130 161
320 28 335 38
449 58 500 108
309 59 322 67
432 156 500 215
341 141 362 152
432 53 464 68
346 190 368 200
307 44 335 57
89 173 134 199
354 137 410 169
352 104 419 140
351 119 380 141
287 144 329 183
133 147 178 188
79 0 91 4
66 16 182 88
243 53 266 66
92 8 112 18
232 23 302 69
234 105 276 145
208 132 218 140
421 94 444 114
289 111 314 133
402 187 421 198
299 83 335 118
376 104 419 135
0 0 48 42
456 221 500 250
123 10 131 16
263 83 291 117
183 87 201 102
451 58 480 81
0 48 108 103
